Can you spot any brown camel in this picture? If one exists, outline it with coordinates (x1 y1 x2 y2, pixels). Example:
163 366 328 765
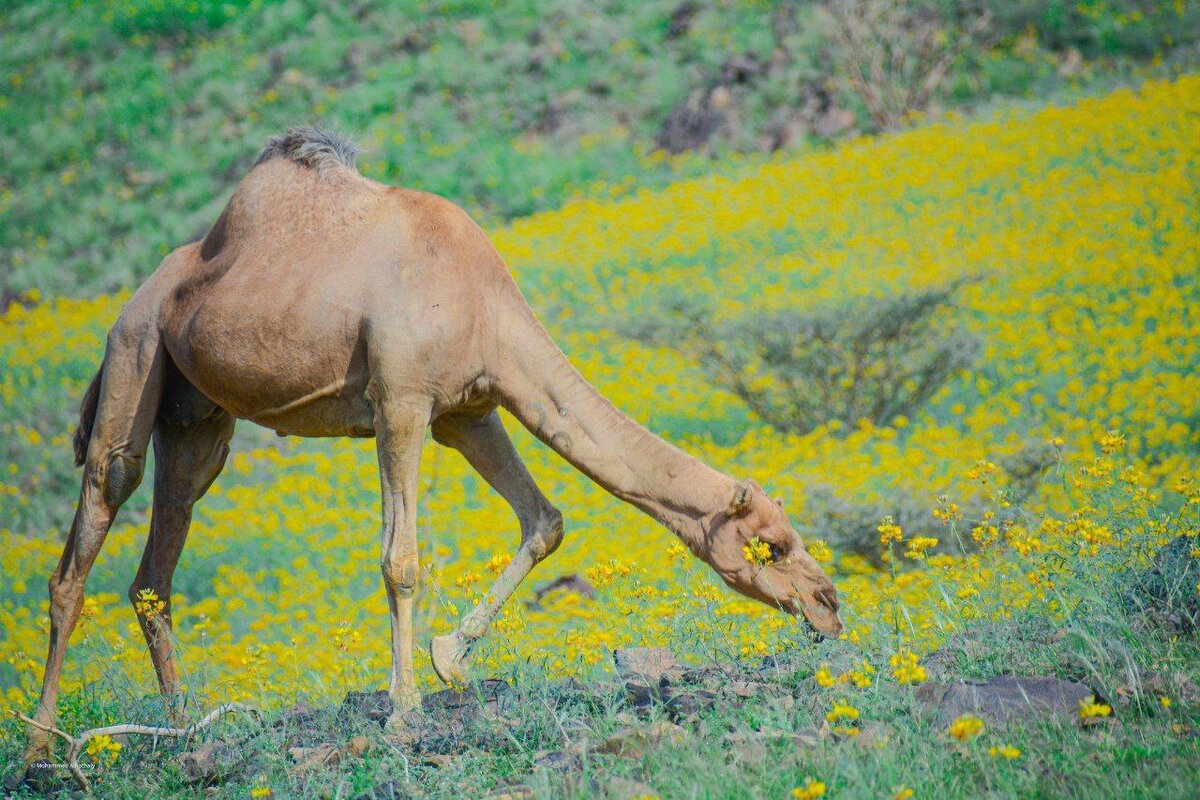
23 128 841 761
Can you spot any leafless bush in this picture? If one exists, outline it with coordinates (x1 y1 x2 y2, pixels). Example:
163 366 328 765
821 0 990 130
665 284 979 438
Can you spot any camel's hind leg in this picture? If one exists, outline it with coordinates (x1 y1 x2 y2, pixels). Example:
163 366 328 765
130 407 234 722
23 317 166 765
429 410 562 685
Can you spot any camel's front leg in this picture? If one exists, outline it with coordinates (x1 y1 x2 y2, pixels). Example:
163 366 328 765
373 398 431 720
429 411 562 684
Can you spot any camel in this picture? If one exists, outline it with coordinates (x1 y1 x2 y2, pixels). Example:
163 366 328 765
23 127 841 762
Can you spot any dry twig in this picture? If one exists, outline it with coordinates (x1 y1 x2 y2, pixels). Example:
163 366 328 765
13 702 259 791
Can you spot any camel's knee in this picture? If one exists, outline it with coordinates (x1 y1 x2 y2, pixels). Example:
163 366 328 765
47 574 82 624
381 555 420 598
89 451 145 509
525 506 564 562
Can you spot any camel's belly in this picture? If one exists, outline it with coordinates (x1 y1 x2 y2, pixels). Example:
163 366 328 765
164 299 376 438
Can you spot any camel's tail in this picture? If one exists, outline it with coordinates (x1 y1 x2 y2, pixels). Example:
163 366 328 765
73 363 104 467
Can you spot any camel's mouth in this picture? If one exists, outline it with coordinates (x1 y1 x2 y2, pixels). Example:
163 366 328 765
799 602 843 639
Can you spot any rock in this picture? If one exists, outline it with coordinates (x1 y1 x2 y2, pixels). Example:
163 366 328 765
723 729 819 764
654 90 725 154
853 722 890 750
813 107 856 138
664 689 717 719
922 621 1063 681
176 740 250 784
340 690 393 727
667 1 700 39
614 647 680 683
345 735 372 758
546 677 612 713
423 678 515 721
275 702 317 727
916 676 1099 727
606 777 659 799
596 721 687 759
289 743 340 772
526 574 596 610
624 677 716 720
532 749 582 772
422 753 454 768
1147 671 1200 703
720 53 762 85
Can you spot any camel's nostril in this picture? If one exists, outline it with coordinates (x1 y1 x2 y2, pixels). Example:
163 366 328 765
816 585 839 612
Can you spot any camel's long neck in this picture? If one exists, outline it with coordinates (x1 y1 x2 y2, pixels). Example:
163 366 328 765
493 305 734 553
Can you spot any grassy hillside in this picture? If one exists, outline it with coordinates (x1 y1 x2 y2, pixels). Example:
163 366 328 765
3 0 1198 297
1 76 1198 798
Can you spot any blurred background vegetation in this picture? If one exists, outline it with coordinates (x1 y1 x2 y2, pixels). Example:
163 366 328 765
2 0 1197 297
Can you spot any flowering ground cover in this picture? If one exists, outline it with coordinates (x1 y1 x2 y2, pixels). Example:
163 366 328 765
1 76 1198 798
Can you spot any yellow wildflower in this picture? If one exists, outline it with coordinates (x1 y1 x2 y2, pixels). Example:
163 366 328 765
877 516 903 546
743 536 773 566
1098 430 1126 454
825 700 864 724
890 650 927 684
134 588 165 620
988 744 1021 759
1079 696 1112 720
904 536 939 559
815 664 836 688
806 539 833 562
85 734 121 765
792 778 826 800
948 713 985 741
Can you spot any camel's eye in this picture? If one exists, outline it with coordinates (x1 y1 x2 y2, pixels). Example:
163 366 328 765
768 541 788 563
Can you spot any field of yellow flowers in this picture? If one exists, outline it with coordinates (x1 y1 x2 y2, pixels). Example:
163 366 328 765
2 76 1199 797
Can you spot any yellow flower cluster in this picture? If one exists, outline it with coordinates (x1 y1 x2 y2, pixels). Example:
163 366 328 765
889 651 927 685
792 779 827 800
133 588 165 620
877 518 903 547
742 536 773 566
1079 696 1113 720
826 699 862 736
84 734 121 765
903 537 938 560
948 714 985 741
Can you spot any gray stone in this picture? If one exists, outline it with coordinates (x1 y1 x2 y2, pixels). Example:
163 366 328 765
916 675 1099 727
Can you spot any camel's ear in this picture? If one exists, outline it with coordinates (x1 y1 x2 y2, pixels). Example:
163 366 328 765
728 480 754 518
772 495 784 508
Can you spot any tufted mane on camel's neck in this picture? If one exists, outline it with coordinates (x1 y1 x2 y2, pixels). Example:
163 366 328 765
492 300 735 556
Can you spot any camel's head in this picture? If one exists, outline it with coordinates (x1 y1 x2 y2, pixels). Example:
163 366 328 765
703 479 843 638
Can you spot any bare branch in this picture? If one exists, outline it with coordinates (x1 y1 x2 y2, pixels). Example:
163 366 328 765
13 703 259 792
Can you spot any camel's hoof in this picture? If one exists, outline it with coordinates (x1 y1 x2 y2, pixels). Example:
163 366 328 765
384 689 423 735
390 685 422 714
430 633 469 685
